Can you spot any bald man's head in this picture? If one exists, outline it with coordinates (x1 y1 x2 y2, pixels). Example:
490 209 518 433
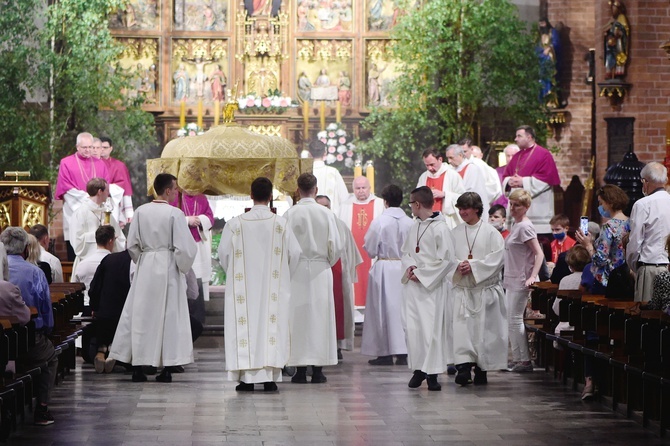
352 176 371 201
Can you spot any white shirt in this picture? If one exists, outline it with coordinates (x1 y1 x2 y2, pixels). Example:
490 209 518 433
626 189 670 273
39 247 63 283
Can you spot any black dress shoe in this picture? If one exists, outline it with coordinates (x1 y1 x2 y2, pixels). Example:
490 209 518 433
263 382 278 392
156 369 172 383
447 365 457 375
235 382 254 391
291 367 308 383
395 355 408 366
172 365 185 373
311 366 327 383
455 364 473 386
426 374 442 391
131 371 147 382
473 366 488 385
368 356 394 365
337 348 343 361
408 370 426 388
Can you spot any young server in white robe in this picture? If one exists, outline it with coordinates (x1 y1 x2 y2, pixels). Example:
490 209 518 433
284 173 342 384
109 173 197 383
401 186 455 391
449 192 507 386
219 177 301 392
361 184 413 365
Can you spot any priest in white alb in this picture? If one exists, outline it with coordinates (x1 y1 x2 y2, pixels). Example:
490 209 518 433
446 144 491 217
308 139 349 215
402 186 455 391
219 177 301 392
449 192 507 386
416 147 465 229
109 173 197 384
361 184 413 366
459 138 502 206
338 176 384 310
284 173 342 384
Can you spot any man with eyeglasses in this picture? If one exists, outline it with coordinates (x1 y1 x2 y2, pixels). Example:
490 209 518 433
55 132 110 260
626 162 670 302
100 137 134 228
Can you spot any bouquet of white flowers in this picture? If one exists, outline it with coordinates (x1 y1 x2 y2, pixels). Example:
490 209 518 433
177 122 205 137
316 122 356 174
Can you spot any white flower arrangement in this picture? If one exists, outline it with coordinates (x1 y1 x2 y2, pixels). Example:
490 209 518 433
237 89 296 114
317 122 356 173
177 122 205 137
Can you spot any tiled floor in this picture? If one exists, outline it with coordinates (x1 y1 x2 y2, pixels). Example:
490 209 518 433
8 336 670 445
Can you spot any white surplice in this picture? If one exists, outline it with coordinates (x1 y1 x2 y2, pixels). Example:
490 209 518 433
219 205 301 383
334 217 363 351
109 201 197 367
361 207 413 357
312 160 350 215
69 198 125 280
456 160 491 217
470 157 502 204
416 165 465 229
448 220 507 371
284 198 342 366
401 212 455 374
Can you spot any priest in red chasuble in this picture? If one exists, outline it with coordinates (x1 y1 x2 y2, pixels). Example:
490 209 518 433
338 176 384 308
416 147 465 230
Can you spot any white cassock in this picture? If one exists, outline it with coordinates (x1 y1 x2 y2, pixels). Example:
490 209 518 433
219 205 301 383
334 217 363 351
338 194 384 308
448 220 507 371
455 160 491 217
109 201 197 367
69 198 126 283
416 164 465 229
502 178 554 234
73 248 110 306
361 207 413 357
470 157 502 205
312 159 349 215
401 212 455 374
284 198 342 366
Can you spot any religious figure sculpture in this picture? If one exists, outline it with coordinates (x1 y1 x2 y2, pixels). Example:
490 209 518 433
297 71 312 103
603 0 629 79
182 55 215 98
338 71 351 107
315 68 331 87
245 0 276 16
367 63 387 106
248 65 278 97
173 63 190 101
210 65 227 101
537 17 561 108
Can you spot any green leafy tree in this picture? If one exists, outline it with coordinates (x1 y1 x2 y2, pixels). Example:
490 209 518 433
359 0 549 195
0 0 156 184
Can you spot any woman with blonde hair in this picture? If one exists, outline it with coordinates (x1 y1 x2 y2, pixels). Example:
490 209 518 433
26 233 53 284
504 189 543 372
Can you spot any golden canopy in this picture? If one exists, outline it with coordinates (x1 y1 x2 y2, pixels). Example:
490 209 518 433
146 124 312 196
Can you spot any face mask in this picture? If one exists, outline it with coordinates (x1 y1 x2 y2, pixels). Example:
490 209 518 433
553 232 566 241
598 205 611 218
491 221 504 231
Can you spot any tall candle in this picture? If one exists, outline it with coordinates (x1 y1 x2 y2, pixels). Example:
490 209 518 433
303 101 310 141
336 100 341 123
320 101 326 131
197 98 203 128
365 161 375 193
180 99 186 127
213 100 220 127
353 160 362 178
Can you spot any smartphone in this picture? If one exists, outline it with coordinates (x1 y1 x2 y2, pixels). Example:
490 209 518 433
580 216 589 235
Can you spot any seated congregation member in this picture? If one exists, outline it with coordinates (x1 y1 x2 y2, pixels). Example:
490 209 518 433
88 249 133 374
360 185 412 366
0 227 58 425
576 185 630 295
73 225 116 316
450 192 506 386
548 214 575 265
401 186 455 391
109 173 197 384
488 204 509 239
26 234 52 284
219 177 301 391
29 225 63 283
552 245 592 338
284 173 342 384
504 190 543 373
